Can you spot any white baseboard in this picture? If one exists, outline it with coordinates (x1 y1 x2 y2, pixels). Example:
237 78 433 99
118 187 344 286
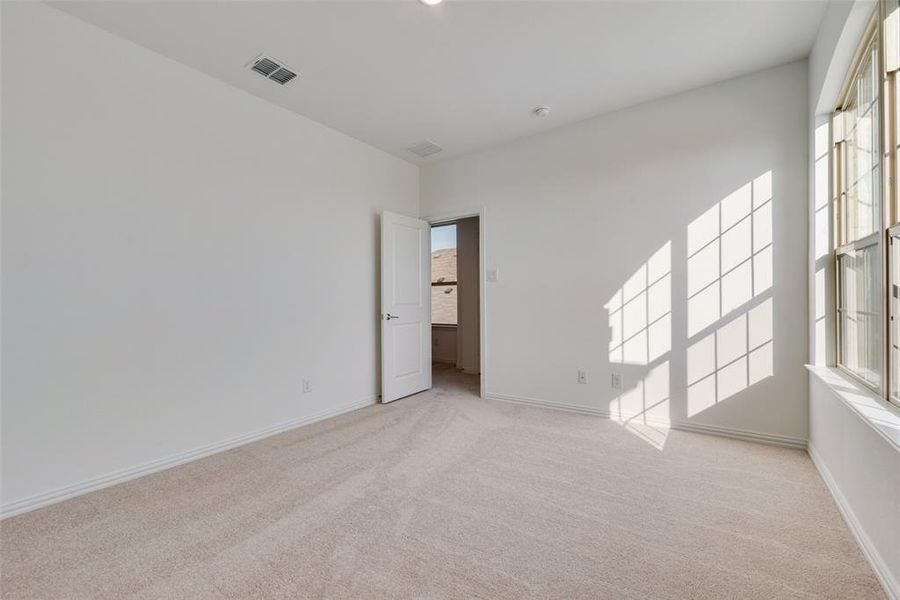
808 444 899 600
488 392 610 416
0 396 376 519
664 418 807 448
485 392 807 449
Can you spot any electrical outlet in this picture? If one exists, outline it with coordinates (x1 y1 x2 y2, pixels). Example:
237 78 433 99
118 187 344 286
302 379 312 394
611 373 623 390
577 370 587 384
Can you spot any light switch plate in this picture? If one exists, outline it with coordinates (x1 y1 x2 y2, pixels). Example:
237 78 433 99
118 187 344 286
486 268 499 282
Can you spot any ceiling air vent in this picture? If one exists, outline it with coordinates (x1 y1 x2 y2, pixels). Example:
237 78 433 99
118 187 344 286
269 68 297 85
408 141 443 158
249 55 298 86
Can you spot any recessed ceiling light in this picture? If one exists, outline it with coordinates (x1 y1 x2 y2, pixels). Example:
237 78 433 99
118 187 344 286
419 0 443 5
533 106 551 117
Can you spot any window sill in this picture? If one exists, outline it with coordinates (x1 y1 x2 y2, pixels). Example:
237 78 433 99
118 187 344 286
806 365 900 453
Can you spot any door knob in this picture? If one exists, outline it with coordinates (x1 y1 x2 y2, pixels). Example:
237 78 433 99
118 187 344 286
384 313 399 320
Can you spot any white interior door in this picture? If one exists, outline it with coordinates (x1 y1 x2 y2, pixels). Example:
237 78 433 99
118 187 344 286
381 211 431 402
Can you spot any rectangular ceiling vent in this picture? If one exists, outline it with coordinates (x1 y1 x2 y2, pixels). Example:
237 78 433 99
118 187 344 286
408 141 443 158
249 55 298 86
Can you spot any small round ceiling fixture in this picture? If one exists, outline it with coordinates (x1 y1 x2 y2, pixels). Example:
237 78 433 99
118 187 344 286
419 0 443 5
533 106 551 117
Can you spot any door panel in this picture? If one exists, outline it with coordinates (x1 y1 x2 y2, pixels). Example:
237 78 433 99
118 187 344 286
392 224 422 306
381 212 431 402
393 323 422 377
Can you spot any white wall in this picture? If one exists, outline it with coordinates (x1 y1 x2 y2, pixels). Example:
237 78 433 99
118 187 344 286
809 0 875 117
806 1 900 596
0 3 418 513
432 327 458 364
422 61 809 445
809 375 900 596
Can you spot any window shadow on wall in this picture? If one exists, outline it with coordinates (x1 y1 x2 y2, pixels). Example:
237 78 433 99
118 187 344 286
605 242 671 448
605 171 775 449
686 172 774 416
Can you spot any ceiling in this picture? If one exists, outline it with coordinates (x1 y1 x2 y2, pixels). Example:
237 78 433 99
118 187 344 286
53 1 828 164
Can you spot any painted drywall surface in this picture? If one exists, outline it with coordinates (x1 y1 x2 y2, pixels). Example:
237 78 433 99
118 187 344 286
456 217 480 373
1 3 418 508
809 0 876 116
432 327 458 364
809 375 900 593
806 2 900 594
422 61 809 441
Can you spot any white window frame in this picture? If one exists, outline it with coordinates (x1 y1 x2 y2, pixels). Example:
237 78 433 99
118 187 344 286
833 1 900 409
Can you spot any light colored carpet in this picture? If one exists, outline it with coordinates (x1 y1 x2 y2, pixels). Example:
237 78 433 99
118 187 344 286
1 365 884 599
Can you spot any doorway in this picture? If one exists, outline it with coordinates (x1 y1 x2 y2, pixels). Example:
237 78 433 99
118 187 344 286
430 216 481 398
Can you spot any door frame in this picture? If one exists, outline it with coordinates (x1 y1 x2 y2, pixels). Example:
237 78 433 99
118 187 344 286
423 207 487 400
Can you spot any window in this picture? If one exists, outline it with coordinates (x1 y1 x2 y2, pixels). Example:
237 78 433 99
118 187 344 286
431 224 457 325
837 240 881 387
836 33 882 389
833 1 900 407
839 41 881 244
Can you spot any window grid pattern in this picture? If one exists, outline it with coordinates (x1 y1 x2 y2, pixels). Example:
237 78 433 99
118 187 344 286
606 243 671 367
836 31 885 392
838 243 882 388
686 174 773 338
841 43 881 244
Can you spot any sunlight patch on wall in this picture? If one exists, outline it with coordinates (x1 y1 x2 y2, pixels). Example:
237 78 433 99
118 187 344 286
813 122 831 365
687 172 773 337
606 242 671 365
606 171 776 433
687 298 773 416
815 267 827 365
606 243 672 450
685 171 775 417
613 361 670 422
814 123 830 260
610 361 670 450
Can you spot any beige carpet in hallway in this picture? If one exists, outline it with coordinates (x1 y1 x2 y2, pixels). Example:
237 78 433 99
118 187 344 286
0 366 884 599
